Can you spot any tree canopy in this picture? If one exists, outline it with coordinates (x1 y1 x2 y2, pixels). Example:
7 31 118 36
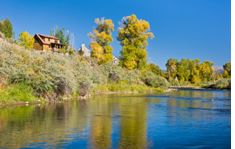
50 27 70 47
18 32 34 49
118 14 154 70
166 58 214 84
223 62 231 78
89 18 114 64
0 18 13 38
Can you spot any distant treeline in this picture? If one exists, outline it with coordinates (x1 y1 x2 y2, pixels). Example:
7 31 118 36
165 59 230 85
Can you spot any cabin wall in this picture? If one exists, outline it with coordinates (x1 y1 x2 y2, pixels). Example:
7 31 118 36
43 45 50 51
33 43 42 50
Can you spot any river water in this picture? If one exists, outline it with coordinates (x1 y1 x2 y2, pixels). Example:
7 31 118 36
0 89 231 149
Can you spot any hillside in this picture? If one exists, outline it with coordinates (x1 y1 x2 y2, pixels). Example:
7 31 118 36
0 38 168 104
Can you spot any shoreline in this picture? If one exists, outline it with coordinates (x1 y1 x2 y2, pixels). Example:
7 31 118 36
169 86 231 91
0 88 164 108
0 86 230 108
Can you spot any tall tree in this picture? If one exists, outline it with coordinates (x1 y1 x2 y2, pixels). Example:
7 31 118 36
89 18 114 64
166 59 178 80
199 61 214 82
223 62 231 78
0 18 13 38
117 14 154 70
189 59 201 84
176 59 191 82
18 32 34 49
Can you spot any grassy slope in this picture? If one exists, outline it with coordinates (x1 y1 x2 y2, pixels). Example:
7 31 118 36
0 38 167 104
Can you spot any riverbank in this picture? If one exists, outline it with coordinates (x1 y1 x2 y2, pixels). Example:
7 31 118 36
0 81 165 106
0 81 230 107
0 37 230 106
0 37 170 105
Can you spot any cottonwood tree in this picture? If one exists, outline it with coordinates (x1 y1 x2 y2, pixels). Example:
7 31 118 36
18 32 34 49
223 62 231 78
89 18 114 64
166 58 178 81
199 61 214 82
118 14 154 70
189 59 201 84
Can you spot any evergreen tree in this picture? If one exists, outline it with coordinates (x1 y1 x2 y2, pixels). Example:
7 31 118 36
50 27 70 48
0 18 13 38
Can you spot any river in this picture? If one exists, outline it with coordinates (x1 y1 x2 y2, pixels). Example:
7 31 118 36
0 89 231 149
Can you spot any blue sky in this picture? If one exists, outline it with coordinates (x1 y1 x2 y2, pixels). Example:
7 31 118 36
0 0 231 69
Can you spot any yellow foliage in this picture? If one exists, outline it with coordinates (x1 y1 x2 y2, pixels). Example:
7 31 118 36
19 32 34 49
89 18 114 64
118 14 154 70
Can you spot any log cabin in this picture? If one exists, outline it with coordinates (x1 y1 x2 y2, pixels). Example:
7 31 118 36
33 34 64 51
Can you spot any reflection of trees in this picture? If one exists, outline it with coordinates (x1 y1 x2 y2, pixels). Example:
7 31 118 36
0 101 89 148
87 97 149 149
89 99 113 149
0 90 228 149
118 98 147 149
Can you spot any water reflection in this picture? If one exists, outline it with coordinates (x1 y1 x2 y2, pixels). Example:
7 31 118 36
89 99 113 149
118 98 147 149
0 89 231 149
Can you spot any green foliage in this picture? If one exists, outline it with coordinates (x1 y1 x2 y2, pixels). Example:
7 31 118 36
118 14 154 70
203 78 231 89
89 18 114 64
166 58 215 85
0 18 13 38
145 63 164 76
95 82 162 94
1 39 166 101
166 58 178 80
223 62 231 78
141 71 170 88
189 59 201 84
100 62 143 85
199 61 213 82
0 84 36 103
50 26 70 47
18 32 34 49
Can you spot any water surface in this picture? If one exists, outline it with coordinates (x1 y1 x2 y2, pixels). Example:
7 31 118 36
0 89 231 149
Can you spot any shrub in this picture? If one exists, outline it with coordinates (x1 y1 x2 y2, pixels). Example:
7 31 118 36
0 84 36 103
141 71 170 88
204 79 231 89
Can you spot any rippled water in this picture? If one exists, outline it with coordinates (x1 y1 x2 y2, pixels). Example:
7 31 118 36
0 89 231 149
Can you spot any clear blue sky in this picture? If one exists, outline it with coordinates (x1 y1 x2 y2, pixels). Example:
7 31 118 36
0 0 231 69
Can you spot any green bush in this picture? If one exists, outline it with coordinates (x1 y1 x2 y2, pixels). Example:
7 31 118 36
0 84 36 103
204 79 231 89
141 71 170 88
94 81 162 93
